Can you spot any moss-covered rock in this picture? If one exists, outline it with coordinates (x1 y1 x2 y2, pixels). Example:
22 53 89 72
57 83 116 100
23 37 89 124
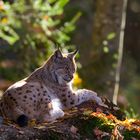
0 100 139 140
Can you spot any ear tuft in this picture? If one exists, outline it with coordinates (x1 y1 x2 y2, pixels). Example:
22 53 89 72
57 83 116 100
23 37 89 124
68 49 78 59
73 49 78 56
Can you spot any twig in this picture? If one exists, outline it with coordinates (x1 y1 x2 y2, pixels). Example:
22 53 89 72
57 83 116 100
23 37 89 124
113 0 128 105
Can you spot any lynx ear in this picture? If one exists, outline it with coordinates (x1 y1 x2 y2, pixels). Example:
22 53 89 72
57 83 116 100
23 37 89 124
54 48 63 59
52 49 63 63
68 49 78 59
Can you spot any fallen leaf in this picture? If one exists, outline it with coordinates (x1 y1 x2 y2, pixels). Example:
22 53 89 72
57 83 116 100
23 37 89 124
18 130 24 134
29 119 37 126
83 110 93 116
112 125 124 140
70 125 78 134
34 125 46 129
101 132 110 138
93 127 103 136
131 137 138 140
96 107 103 113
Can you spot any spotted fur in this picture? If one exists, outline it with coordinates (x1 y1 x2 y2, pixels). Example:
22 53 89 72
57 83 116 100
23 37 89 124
0 49 105 126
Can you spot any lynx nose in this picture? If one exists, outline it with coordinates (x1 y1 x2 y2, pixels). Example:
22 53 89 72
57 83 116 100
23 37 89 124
64 74 73 82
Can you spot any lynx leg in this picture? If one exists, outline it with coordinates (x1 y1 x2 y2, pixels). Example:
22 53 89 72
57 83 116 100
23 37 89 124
43 108 64 122
43 98 64 122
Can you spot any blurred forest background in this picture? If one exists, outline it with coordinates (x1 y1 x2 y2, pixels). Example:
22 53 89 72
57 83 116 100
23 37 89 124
0 0 140 117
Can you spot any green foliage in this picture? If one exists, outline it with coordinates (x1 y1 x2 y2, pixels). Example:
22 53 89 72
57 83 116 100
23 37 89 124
125 107 140 119
79 117 113 139
0 0 80 81
107 32 116 40
123 129 140 140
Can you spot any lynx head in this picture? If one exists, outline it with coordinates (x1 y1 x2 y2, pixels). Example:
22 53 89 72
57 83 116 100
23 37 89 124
46 49 78 86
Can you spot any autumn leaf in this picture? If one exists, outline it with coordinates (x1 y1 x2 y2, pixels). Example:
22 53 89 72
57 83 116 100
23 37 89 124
70 125 78 134
93 127 103 136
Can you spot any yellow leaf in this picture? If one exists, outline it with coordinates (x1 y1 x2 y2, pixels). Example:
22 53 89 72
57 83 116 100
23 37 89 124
73 73 82 87
1 18 8 24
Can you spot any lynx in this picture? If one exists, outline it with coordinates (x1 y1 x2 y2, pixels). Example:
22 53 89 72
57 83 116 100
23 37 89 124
0 49 105 127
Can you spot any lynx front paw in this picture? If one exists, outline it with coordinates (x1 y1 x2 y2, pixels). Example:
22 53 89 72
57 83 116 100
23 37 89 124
93 96 108 108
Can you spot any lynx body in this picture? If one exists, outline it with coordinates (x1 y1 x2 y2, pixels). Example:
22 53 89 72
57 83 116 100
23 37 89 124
0 49 105 126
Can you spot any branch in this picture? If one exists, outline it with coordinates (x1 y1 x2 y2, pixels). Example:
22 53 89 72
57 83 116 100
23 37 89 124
113 0 128 105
